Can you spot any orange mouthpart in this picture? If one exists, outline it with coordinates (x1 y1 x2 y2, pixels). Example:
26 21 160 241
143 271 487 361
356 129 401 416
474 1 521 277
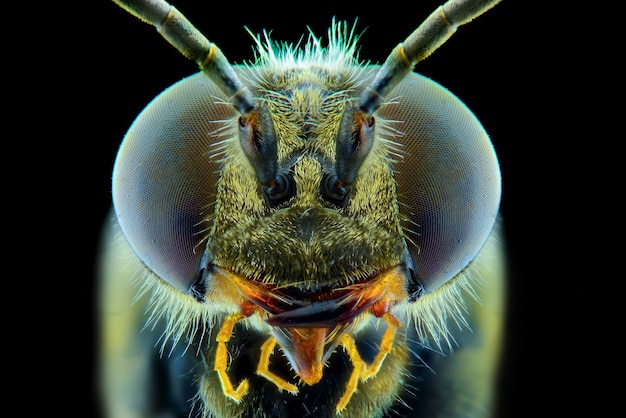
214 266 408 384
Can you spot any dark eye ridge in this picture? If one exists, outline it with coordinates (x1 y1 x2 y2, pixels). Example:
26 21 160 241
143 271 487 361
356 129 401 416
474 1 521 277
321 173 349 204
264 172 295 204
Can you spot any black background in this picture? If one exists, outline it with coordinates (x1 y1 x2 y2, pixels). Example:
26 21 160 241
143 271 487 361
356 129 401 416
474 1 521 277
80 1 536 416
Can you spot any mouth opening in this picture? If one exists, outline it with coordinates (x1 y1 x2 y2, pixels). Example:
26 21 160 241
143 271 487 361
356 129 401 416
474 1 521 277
221 266 407 327
211 265 409 385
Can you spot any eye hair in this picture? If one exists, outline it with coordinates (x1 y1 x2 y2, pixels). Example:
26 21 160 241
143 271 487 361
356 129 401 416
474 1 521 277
207 115 240 163
382 273 468 353
369 114 406 164
138 271 218 357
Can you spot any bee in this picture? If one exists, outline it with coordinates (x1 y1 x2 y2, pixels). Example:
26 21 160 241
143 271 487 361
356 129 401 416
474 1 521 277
98 0 506 417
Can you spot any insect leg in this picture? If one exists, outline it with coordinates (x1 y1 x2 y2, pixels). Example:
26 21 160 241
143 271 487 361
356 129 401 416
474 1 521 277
336 313 401 413
360 313 401 380
215 313 250 402
336 334 366 413
256 337 299 394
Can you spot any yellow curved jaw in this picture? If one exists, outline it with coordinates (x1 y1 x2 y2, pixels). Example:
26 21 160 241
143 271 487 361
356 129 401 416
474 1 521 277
211 266 407 413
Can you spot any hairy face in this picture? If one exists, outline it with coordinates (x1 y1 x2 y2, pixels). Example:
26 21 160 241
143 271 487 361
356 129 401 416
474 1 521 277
105 1 504 417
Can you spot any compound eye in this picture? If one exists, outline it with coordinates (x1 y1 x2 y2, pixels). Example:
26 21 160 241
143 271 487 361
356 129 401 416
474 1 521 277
112 74 235 293
380 72 501 293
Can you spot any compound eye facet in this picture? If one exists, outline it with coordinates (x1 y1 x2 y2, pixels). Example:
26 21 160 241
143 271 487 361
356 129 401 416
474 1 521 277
112 73 237 293
379 71 501 293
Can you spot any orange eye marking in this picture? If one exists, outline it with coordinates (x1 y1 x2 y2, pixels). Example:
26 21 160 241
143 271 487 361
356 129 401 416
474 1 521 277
214 313 249 402
336 312 401 413
256 337 299 394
